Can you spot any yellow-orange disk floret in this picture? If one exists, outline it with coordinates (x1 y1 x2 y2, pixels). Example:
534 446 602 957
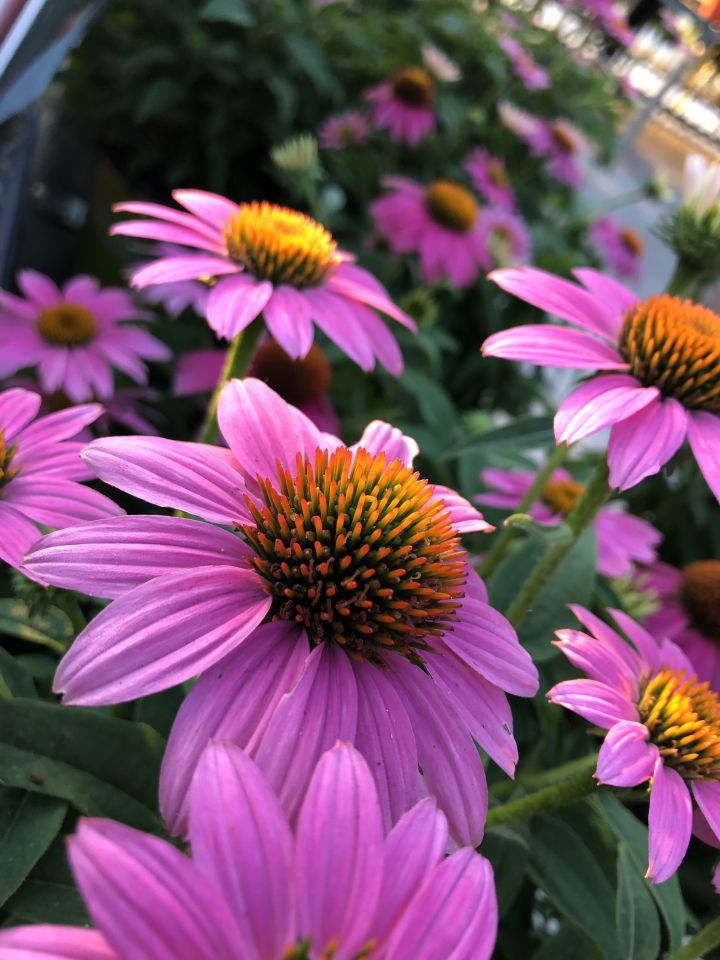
391 67 435 108
0 431 18 488
241 447 467 662
540 477 584 515
619 295 720 413
638 668 720 780
424 180 478 233
224 202 342 289
36 304 97 347
680 560 720 641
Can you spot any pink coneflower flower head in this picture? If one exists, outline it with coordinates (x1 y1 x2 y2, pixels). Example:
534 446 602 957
478 208 532 268
371 176 487 287
641 560 720 691
464 148 516 209
0 271 170 403
590 218 645 279
318 109 370 149
0 741 498 960
421 42 461 82
497 100 539 142
549 604 720 882
113 194 414 376
24 378 538 845
498 36 550 90
530 119 587 188
476 466 660 578
365 67 436 146
483 267 720 502
0 388 122 569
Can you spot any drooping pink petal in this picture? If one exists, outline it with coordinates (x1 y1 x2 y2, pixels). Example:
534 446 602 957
0 502 42 568
328 263 417 330
572 267 639 318
594 509 661 579
304 288 375 371
595 720 658 786
554 375 658 444
350 420 418 467
353 301 405 376
607 398 687 491
23 516 250 599
14 404 102 456
53 566 271 705
431 485 494 533
687 412 720 503
691 781 720 845
68 819 242 960
0 926 118 959
482 325 627 370
382 849 497 960
646 758 692 883
172 189 239 229
17 270 60 308
189 742 294 960
608 608 666 670
548 679 638 728
174 349 226 396
262 286 314 358
113 201 223 244
0 388 42 442
553 629 639 694
82 436 250 525
295 743 384 960
7 478 122 528
206 276 273 340
568 604 643 677
130 255 239 289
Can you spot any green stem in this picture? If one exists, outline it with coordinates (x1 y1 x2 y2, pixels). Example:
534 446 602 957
504 459 610 628
666 258 702 299
667 914 720 960
198 322 261 444
486 754 598 829
478 443 569 579
490 753 598 799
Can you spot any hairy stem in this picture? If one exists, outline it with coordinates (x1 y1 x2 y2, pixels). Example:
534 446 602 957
199 322 261 444
486 754 598 829
667 914 720 960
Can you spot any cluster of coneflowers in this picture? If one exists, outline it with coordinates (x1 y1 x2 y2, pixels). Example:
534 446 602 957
1 42 720 957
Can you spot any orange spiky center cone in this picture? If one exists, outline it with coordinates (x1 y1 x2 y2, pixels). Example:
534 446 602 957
424 179 478 233
680 560 720 642
391 67 435 108
36 304 96 346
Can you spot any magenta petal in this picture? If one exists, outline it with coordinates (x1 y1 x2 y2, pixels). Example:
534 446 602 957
189 743 294 960
262 286 314 358
691 781 720 845
554 375 658 444
328 263 416 330
54 566 271 705
607 398 687 491
548 678 638 729
431 485 494 533
0 926 118 959
482 325 627 370
0 502 41 569
172 189 238 228
573 267 638 318
295 743 383 959
0 389 42 442
687 412 720 503
14 403 102 455
68 819 241 960
160 622 308 836
569 605 643 676
130 255 238 288
7 478 122 528
23 516 250 599
206 276 273 340
17 270 60 308
382 849 497 960
595 721 658 786
350 420 418 467
647 758 692 883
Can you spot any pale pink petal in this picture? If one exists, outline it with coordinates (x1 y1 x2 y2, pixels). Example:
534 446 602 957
295 743 383 959
573 267 638 318
172 189 239 229
111 219 225 253
68 819 241 960
206 276 273 340
305 288 375 370
595 720 658 786
23 516 250 599
647 758 692 883
328 263 416 330
482 326 627 370
594 510 661 579
691 781 720 845
608 608 664 668
431 485 494 533
554 375 658 444
0 926 118 959
350 420 418 466
189 743 293 960
38 349 68 395
54 567 271 705
262 286 314 358
568 604 643 676
687 412 720 503
548 678 638 728
354 302 404 376
0 330 43 377
553 629 638 695
7 478 122 528
17 270 60 308
174 349 225 396
0 388 42 441
608 398 687 491
130 256 238 288
0 502 42 568
113 201 223 243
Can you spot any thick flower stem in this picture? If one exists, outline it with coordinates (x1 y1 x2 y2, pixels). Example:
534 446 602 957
667 914 720 960
478 442 569 579
485 754 598 829
503 459 610 628
666 258 702 299
199 323 261 444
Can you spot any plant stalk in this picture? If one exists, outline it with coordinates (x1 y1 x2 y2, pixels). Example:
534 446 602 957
486 754 598 829
667 914 720 960
198 322 261 444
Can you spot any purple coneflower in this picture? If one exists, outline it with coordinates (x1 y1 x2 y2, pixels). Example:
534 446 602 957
590 218 644 280
498 36 549 91
464 148 516 210
364 68 436 146
318 110 370 150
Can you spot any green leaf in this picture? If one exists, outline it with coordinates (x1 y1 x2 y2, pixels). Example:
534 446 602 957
0 599 74 654
483 824 529 917
400 369 458 432
616 843 661 960
0 649 36 699
4 835 88 926
133 77 181 122
0 788 67 906
593 793 686 950
0 699 165 832
528 815 623 960
444 417 554 459
199 0 253 26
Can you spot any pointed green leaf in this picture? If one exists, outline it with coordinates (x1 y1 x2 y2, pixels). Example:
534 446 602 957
0 789 67 906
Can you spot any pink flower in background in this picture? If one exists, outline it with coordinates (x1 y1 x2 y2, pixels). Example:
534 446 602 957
0 741 498 960
98 387 163 436
590 218 645 279
498 36 549 91
640 560 720 691
24 378 537 845
0 271 170 403
499 103 586 188
421 42 461 82
318 109 370 149
483 267 720 501
478 208 532 268
174 348 226 397
371 176 487 287
464 148 516 209
0 388 122 569
113 193 414 375
550 605 720 883
137 244 210 317
365 67 436 145
476 466 660 578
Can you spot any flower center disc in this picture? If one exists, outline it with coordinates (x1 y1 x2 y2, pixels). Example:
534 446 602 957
391 67 435 107
250 338 331 407
550 123 576 153
242 447 466 662
36 304 96 346
638 668 720 779
540 477 583 515
224 202 340 288
424 180 477 233
619 295 720 413
620 227 644 256
680 560 720 640
489 160 510 187
0 430 18 489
